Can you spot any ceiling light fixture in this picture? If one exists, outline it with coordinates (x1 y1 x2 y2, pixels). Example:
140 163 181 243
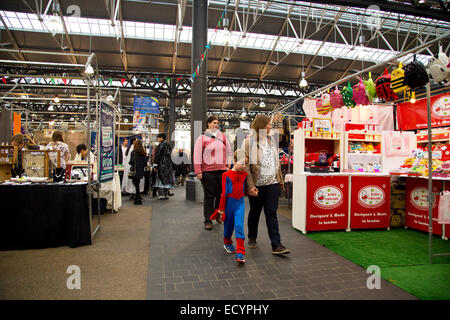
357 35 368 59
53 96 60 103
259 100 266 108
186 98 192 105
239 107 247 120
299 71 308 87
84 63 94 74
46 12 61 36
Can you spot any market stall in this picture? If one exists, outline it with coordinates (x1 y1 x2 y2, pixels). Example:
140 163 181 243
0 51 111 250
0 182 91 250
289 33 450 251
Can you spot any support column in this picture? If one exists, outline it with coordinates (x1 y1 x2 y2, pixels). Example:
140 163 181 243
169 78 177 145
191 0 208 163
0 107 12 144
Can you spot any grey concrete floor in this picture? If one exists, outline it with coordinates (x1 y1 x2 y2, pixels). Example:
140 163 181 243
144 185 418 300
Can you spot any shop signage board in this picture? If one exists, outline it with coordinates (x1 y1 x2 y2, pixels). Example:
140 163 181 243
397 93 450 130
405 178 442 236
350 176 390 229
99 101 114 183
306 175 349 231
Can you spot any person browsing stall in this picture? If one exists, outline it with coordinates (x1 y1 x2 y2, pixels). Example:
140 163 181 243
46 131 70 182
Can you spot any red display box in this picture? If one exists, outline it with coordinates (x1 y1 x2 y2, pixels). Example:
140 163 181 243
306 175 349 231
345 124 365 131
405 178 442 236
348 134 366 140
350 176 391 229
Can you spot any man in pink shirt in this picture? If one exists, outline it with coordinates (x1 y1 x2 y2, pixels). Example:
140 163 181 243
194 116 232 230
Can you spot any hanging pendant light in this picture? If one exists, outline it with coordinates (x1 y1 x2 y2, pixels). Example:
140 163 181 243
299 71 308 87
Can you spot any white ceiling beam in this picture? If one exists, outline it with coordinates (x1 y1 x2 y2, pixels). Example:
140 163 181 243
172 0 187 73
259 4 295 80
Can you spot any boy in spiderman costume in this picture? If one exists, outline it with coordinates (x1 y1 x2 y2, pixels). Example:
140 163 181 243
210 150 249 263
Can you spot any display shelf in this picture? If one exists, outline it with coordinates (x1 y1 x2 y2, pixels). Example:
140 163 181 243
417 139 449 143
344 131 383 173
416 129 450 145
293 129 344 173
0 145 17 181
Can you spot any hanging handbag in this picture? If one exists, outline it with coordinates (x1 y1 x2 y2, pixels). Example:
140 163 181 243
329 86 344 109
390 62 410 93
404 54 429 89
427 45 450 84
341 82 356 108
363 72 377 101
352 78 370 105
375 68 398 101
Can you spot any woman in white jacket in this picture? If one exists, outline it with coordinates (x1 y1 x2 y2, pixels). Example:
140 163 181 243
121 138 145 198
122 138 136 195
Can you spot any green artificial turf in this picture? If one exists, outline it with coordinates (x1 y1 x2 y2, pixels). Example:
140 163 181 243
306 228 450 300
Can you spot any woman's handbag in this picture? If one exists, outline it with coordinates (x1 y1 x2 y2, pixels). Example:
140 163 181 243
53 167 65 182
128 153 137 179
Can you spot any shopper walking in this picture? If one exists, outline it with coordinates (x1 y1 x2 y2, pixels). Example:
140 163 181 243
194 116 232 230
129 140 148 205
243 114 290 255
154 133 174 200
210 150 249 263
46 131 70 182
174 148 189 186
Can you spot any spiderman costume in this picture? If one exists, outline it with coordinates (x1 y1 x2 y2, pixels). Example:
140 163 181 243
210 169 248 260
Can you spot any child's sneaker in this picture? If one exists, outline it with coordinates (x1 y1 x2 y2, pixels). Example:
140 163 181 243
224 244 236 254
235 253 245 263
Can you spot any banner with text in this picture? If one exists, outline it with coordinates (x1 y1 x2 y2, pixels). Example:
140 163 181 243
405 178 442 236
133 96 159 131
350 176 390 229
306 175 349 231
397 93 450 130
99 102 115 183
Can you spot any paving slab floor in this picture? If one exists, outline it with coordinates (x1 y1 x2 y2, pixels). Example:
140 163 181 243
145 185 418 300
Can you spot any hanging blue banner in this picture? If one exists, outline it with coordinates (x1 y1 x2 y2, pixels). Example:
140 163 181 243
99 102 115 182
133 96 159 131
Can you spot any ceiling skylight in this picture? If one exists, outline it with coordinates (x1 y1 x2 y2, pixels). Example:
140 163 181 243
0 9 435 65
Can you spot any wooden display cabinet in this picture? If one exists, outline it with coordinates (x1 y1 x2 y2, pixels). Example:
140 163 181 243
344 131 383 173
0 145 17 181
22 149 60 178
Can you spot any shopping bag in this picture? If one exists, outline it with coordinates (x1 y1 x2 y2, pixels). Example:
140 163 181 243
438 191 450 224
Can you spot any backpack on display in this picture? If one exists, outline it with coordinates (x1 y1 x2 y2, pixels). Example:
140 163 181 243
341 82 356 108
390 62 410 93
315 97 327 115
352 78 370 105
363 72 377 101
404 55 429 89
427 45 450 84
321 92 333 113
329 86 344 109
376 68 398 101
